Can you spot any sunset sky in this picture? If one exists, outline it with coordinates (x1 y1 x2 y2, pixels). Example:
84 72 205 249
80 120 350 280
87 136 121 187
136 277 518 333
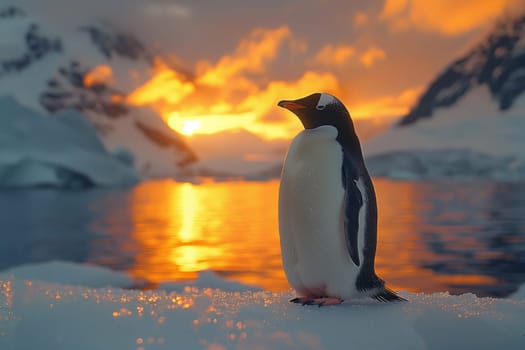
10 0 525 171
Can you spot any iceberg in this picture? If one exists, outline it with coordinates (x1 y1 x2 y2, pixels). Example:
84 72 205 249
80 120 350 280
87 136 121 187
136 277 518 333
0 261 524 350
0 96 138 188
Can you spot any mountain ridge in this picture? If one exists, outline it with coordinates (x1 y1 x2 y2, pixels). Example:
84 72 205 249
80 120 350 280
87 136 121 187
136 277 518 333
399 14 525 126
0 5 196 179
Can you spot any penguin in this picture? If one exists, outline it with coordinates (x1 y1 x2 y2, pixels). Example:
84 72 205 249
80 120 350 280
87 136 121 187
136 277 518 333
277 92 405 306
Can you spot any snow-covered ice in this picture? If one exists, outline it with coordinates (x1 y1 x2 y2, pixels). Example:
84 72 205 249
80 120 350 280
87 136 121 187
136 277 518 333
160 271 262 293
0 261 137 289
1 261 524 350
0 96 138 188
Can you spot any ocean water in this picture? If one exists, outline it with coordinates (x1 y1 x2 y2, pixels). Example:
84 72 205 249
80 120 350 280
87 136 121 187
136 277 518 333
0 179 524 297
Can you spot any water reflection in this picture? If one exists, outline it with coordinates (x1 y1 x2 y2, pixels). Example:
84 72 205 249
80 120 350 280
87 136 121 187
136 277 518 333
125 180 288 291
413 182 525 297
0 189 102 268
0 179 524 297
375 180 525 297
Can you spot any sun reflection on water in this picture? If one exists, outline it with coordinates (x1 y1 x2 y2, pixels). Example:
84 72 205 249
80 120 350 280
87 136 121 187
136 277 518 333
169 183 219 272
128 180 288 291
177 183 196 243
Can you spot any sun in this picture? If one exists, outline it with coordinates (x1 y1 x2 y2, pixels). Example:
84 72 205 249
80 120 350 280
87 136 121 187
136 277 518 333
168 117 202 136
180 120 202 136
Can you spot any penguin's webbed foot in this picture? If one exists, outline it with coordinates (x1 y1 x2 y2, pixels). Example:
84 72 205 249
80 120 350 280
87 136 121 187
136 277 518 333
290 297 343 307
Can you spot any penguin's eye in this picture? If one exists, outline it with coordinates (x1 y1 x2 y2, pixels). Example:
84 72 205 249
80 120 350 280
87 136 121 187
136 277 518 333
316 105 326 110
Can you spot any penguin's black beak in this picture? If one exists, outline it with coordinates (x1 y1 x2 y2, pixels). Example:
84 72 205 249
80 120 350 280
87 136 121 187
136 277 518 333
278 100 306 111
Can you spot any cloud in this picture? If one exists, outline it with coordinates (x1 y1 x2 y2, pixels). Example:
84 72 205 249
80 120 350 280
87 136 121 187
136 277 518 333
312 44 356 66
352 85 424 119
83 65 114 87
353 11 370 27
143 2 191 18
359 46 386 67
196 26 292 86
380 0 522 35
127 60 194 106
381 0 409 18
126 21 428 139
240 70 340 129
126 26 343 139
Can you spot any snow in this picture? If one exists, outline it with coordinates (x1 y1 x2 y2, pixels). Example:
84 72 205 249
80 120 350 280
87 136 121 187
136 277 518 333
433 80 469 103
1 261 524 350
0 10 194 179
0 14 30 59
161 271 262 293
0 261 135 289
95 105 195 178
363 87 525 180
511 284 525 300
0 12 151 113
0 96 138 188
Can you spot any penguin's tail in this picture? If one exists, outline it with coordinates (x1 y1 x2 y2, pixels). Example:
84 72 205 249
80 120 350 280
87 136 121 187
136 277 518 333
372 287 407 302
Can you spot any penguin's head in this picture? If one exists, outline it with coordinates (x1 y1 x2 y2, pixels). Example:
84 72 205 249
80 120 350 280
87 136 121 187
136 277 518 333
277 93 355 133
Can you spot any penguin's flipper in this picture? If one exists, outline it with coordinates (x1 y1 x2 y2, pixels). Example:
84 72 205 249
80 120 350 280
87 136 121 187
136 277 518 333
342 155 363 267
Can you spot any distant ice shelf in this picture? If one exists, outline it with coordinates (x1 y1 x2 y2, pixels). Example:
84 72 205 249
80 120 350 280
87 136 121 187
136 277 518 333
364 87 525 180
366 149 525 180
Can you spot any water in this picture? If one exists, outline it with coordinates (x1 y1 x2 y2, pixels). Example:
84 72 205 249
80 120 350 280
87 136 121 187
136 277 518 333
1 179 524 297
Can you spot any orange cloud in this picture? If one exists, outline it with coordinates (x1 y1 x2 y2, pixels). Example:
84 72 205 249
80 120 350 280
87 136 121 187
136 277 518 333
126 26 345 139
164 71 341 139
381 0 520 35
352 85 424 119
313 44 356 66
360 46 386 67
239 71 341 137
353 11 370 27
197 26 292 86
381 0 408 18
83 64 114 87
127 24 424 142
127 59 194 106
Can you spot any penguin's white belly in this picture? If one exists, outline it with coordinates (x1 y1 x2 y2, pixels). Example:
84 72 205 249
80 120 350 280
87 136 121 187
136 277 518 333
278 126 360 299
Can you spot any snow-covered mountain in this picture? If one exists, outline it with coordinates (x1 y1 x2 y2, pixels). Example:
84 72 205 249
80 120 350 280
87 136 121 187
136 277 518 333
399 15 525 126
364 14 525 180
0 5 196 181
